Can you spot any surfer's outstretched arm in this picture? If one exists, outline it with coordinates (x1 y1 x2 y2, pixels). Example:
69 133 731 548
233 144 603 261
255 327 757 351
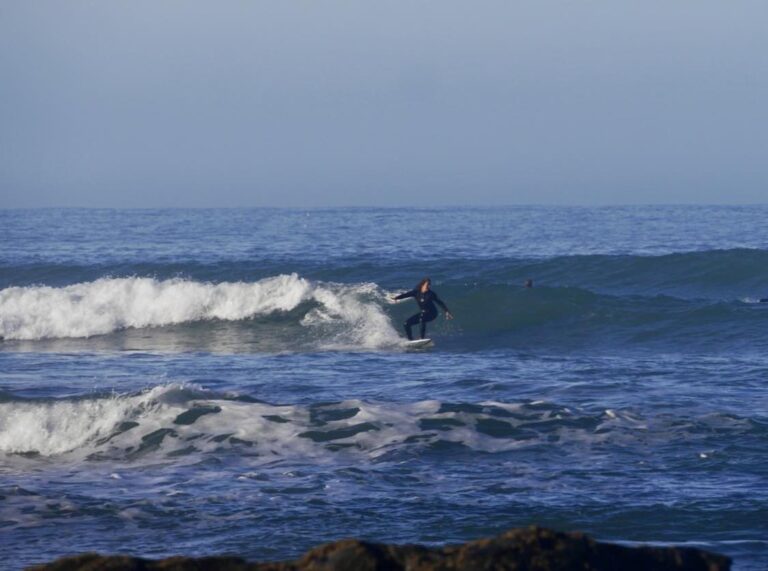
392 289 416 301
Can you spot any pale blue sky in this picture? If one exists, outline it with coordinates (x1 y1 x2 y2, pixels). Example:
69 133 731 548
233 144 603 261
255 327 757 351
1 1 767 207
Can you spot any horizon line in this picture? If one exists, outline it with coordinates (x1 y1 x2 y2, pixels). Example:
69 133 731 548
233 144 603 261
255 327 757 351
3 203 768 211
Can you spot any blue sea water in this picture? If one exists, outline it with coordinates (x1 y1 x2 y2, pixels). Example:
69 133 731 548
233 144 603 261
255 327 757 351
1 206 767 570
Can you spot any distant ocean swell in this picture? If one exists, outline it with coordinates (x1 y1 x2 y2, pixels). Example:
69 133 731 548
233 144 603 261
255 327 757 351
4 248 768 298
1 273 767 352
1 383 762 464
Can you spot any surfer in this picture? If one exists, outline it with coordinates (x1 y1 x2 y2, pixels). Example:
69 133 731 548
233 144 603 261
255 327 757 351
391 278 453 340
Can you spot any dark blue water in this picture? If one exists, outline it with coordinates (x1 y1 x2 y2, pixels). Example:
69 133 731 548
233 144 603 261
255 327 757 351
1 207 767 570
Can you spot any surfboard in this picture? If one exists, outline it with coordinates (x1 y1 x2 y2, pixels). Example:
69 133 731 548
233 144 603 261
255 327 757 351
743 298 768 306
405 338 433 349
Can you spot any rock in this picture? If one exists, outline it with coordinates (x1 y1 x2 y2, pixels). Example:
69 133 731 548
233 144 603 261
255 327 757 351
26 526 730 571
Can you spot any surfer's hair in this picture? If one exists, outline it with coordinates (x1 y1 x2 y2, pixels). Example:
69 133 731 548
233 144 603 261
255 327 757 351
416 277 431 290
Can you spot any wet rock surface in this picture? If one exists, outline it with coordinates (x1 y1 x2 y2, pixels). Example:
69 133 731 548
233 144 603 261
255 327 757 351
27 526 730 571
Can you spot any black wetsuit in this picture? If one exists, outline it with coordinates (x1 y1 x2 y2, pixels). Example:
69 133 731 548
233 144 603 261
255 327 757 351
394 289 450 340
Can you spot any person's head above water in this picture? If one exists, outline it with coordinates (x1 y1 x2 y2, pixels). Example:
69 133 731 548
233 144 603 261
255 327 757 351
417 277 431 292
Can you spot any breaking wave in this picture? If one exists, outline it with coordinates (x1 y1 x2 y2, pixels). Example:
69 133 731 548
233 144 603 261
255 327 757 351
1 384 762 464
0 274 400 349
2 265 768 353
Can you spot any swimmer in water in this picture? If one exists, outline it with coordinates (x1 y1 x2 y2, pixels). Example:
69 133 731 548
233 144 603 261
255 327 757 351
391 277 453 340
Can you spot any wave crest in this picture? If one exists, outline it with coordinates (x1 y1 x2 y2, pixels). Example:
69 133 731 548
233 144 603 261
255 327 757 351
0 275 400 348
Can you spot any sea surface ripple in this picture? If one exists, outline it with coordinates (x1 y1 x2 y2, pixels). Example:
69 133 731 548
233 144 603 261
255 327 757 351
1 207 767 570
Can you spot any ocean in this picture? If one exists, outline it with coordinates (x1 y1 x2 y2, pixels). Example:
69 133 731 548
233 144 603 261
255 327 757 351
1 206 767 570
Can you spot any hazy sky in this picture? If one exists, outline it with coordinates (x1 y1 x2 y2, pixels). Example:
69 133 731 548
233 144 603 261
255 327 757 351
1 1 767 207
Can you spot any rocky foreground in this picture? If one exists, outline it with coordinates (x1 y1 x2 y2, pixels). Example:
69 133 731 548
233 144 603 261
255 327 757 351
28 526 730 571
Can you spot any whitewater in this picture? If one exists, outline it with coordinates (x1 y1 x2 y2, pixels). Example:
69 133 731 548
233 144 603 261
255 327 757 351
1 207 768 570
0 274 400 349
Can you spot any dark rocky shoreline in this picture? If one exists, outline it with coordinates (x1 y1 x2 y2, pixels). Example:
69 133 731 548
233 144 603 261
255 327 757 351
28 526 730 571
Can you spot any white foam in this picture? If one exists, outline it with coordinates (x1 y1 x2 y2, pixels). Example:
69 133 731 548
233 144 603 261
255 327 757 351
0 386 670 463
302 282 401 349
0 275 401 347
0 385 167 456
